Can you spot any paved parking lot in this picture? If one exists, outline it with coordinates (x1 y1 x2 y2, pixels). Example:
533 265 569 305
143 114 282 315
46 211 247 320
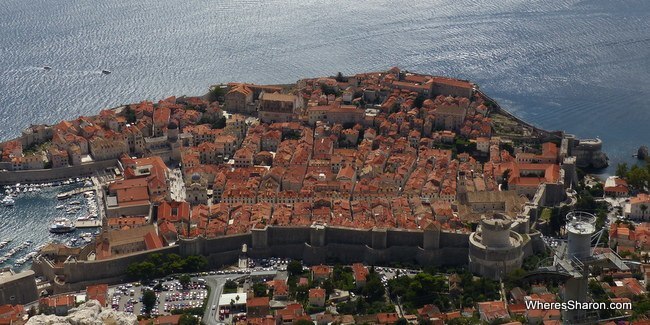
375 266 420 287
109 279 207 316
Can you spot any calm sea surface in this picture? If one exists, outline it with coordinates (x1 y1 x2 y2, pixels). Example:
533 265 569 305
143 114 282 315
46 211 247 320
0 0 649 260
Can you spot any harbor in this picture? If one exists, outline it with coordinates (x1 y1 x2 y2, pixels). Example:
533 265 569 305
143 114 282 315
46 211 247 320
0 177 104 270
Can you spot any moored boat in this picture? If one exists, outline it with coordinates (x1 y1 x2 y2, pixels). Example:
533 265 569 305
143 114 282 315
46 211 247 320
49 218 76 234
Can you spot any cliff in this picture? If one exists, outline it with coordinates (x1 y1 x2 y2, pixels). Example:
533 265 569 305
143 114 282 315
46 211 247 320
26 300 137 325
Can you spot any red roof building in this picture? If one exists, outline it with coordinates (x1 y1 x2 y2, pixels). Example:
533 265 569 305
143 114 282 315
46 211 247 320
86 284 108 306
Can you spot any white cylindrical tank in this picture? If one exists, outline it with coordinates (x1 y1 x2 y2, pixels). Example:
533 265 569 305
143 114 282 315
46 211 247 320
566 211 596 260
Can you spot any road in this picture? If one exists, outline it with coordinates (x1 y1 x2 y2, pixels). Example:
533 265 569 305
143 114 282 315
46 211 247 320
201 274 246 325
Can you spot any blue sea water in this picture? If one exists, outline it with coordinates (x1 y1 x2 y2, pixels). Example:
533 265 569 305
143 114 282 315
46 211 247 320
0 0 649 260
0 184 96 271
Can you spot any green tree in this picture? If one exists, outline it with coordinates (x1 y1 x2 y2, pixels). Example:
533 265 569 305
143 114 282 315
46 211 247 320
123 105 137 123
362 270 385 303
627 164 650 191
209 85 227 102
178 314 199 325
588 183 604 197
224 280 238 293
287 260 303 276
142 290 157 315
321 279 335 296
616 163 629 178
293 284 309 303
252 283 268 297
396 318 408 325
127 261 156 281
179 274 191 289
183 255 208 272
503 269 528 291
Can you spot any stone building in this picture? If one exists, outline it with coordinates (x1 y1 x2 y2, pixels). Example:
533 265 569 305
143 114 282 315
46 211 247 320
225 84 254 113
258 93 300 123
186 173 209 206
0 268 38 305
468 214 524 280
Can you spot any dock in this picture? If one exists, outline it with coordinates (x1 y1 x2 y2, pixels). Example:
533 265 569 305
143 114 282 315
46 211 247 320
57 187 95 199
74 220 101 228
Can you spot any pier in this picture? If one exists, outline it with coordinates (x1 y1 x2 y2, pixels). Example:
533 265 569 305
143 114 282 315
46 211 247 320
74 220 101 228
57 187 95 199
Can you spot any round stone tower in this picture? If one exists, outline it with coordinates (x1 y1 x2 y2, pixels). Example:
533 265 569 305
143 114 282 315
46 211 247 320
468 213 524 280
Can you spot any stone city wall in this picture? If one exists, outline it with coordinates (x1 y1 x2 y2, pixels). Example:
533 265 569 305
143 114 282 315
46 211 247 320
0 159 118 185
37 225 477 290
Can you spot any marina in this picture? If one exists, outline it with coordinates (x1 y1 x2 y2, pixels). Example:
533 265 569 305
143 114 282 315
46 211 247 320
0 177 102 270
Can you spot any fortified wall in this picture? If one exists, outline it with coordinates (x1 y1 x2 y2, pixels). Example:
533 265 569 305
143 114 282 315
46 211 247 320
0 268 39 305
180 225 471 267
32 246 179 294
34 223 542 293
0 159 118 185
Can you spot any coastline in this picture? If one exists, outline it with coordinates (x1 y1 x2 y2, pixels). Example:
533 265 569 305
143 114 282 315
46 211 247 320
1 78 579 173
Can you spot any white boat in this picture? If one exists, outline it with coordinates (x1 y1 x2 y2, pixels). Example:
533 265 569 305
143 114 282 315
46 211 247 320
2 196 15 207
80 232 93 242
0 240 11 249
56 205 65 209
50 218 76 234
57 193 71 200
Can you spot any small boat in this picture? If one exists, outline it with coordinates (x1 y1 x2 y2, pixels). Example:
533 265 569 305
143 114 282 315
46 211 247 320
2 196 15 207
69 201 81 205
80 232 93 243
56 205 65 209
43 66 52 70
0 240 11 249
57 193 71 200
101 70 111 75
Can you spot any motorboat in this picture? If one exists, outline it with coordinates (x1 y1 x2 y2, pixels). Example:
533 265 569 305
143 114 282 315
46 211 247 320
101 70 111 75
2 196 15 207
57 193 71 200
43 66 52 70
49 218 76 234
0 240 11 249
